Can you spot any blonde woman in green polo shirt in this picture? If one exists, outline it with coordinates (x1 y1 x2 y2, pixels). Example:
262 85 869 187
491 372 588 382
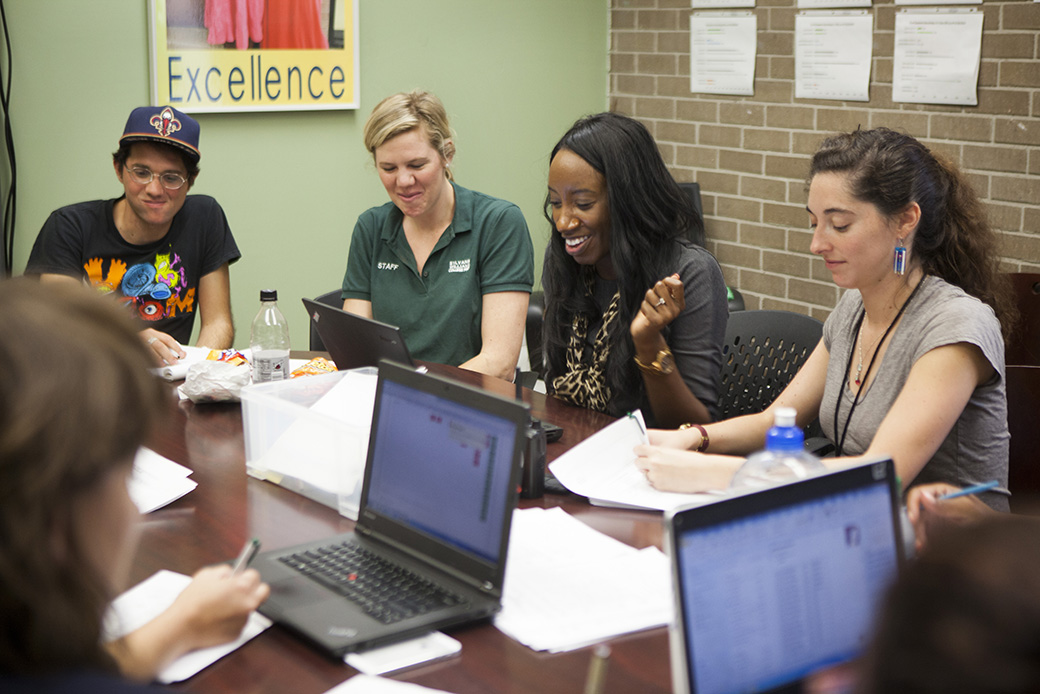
340 90 534 380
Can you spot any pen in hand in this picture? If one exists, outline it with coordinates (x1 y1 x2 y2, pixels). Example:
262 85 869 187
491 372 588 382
937 480 999 501
232 538 261 574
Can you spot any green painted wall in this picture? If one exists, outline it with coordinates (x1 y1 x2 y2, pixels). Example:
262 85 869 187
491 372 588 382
6 0 607 349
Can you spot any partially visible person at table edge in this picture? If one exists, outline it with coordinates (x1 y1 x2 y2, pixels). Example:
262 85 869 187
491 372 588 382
857 515 1040 694
542 112 728 429
0 279 268 693
636 127 1013 511
904 481 998 552
340 90 534 380
25 105 241 367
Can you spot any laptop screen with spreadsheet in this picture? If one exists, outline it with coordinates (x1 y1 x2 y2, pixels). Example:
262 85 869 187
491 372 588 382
667 459 904 694
361 367 522 567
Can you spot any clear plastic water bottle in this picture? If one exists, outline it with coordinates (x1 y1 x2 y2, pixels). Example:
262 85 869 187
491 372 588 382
250 289 290 383
730 407 824 490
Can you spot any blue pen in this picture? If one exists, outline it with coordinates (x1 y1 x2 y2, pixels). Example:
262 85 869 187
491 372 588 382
937 480 999 501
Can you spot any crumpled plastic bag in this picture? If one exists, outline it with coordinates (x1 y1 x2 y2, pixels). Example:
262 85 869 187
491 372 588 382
179 360 251 403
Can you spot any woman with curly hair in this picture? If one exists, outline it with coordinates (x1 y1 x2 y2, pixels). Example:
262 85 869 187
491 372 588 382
638 127 1013 511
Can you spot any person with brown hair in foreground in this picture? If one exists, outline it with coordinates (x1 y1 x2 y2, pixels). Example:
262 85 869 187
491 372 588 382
0 280 268 692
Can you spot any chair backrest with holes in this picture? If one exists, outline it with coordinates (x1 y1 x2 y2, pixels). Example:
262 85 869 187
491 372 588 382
717 309 824 420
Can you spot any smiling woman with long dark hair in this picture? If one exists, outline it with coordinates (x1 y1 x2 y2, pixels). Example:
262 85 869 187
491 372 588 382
542 112 728 428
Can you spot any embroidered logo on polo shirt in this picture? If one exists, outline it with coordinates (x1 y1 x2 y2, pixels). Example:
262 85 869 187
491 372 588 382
449 259 471 273
377 262 399 271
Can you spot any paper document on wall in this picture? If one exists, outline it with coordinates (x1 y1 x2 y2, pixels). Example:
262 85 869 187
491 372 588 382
690 12 757 96
548 411 716 511
794 12 873 101
130 447 197 513
892 9 982 106
494 507 672 652
104 570 271 683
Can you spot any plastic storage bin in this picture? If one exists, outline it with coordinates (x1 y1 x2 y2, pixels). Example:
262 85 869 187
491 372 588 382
241 368 376 520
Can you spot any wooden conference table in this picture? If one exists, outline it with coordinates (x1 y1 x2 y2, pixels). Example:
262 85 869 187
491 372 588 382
139 358 673 694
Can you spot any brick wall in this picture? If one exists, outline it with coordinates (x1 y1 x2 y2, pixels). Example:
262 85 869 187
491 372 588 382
610 0 1040 320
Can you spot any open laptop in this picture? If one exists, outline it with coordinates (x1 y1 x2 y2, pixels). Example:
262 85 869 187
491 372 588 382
253 360 528 656
302 297 414 369
665 458 905 694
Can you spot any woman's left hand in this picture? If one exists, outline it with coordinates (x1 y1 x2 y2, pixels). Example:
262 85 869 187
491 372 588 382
634 443 738 493
631 273 685 344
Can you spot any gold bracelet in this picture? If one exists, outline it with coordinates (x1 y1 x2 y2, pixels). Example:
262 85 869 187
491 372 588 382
678 422 709 452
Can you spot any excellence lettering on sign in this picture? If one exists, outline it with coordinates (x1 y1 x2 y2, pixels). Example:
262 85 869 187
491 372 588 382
150 0 359 113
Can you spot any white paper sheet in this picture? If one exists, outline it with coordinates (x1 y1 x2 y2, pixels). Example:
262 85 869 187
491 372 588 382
104 570 272 683
690 12 758 96
325 674 454 694
692 0 756 8
548 411 717 511
494 507 673 652
795 12 873 101
343 632 461 675
896 0 978 5
130 447 197 513
797 0 870 8
893 9 983 106
152 345 243 381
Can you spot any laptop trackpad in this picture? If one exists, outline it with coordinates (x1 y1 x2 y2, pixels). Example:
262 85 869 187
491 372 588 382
268 576 330 610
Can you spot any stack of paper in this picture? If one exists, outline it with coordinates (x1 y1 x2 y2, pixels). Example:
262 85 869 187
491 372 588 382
130 447 197 513
548 411 718 511
494 507 673 652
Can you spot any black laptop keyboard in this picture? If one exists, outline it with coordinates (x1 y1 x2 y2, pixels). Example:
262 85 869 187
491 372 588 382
278 541 469 625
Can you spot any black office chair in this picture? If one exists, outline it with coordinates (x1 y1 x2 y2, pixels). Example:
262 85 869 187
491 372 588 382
1006 273 1040 367
677 180 742 315
520 290 546 386
1006 365 1040 512
727 286 745 313
307 289 342 351
677 181 707 248
717 309 826 447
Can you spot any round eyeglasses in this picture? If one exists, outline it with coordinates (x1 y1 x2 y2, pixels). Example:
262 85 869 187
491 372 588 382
124 165 188 190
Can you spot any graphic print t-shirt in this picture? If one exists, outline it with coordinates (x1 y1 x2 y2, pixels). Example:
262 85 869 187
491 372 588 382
27 196 241 344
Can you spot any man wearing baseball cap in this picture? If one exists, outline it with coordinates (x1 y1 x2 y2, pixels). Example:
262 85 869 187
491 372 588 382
26 105 241 365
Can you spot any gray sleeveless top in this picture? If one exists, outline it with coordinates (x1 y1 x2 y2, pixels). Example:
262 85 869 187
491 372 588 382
821 276 1009 511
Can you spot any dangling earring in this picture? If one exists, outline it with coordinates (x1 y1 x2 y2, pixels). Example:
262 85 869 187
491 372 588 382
893 238 907 276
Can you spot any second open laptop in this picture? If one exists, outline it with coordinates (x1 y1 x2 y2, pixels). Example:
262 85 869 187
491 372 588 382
665 458 905 694
252 360 528 656
302 297 414 370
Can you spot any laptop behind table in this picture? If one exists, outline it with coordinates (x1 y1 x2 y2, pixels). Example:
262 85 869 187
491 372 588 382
666 459 904 694
302 298 414 370
254 360 527 656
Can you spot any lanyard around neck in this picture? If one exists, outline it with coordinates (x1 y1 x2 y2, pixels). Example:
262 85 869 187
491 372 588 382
833 277 924 456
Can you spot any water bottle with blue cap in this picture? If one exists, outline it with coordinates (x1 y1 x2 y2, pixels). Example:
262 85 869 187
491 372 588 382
730 407 825 489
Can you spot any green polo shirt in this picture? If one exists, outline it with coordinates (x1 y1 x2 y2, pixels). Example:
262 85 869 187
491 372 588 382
341 182 534 366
